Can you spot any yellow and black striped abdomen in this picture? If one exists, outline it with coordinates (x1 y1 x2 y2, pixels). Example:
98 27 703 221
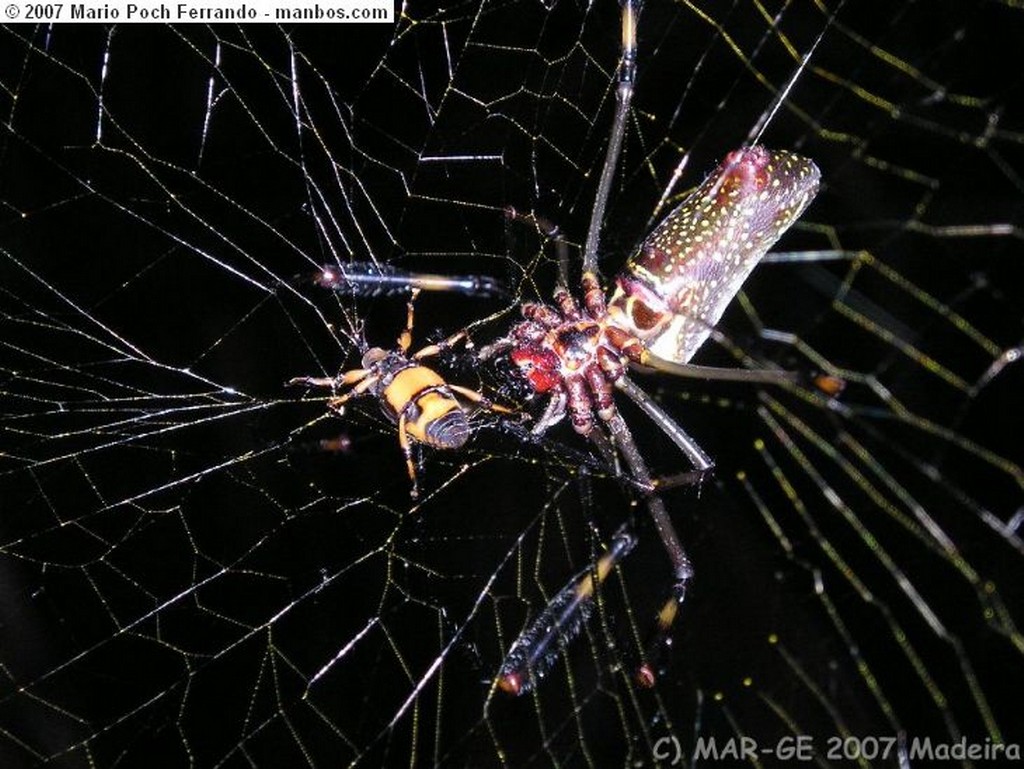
384 366 471 450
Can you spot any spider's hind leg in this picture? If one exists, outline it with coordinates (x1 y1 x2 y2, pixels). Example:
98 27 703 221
603 374 732 685
616 375 715 479
604 408 696 687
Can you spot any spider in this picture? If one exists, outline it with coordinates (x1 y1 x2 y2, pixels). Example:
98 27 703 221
289 288 512 499
481 0 829 694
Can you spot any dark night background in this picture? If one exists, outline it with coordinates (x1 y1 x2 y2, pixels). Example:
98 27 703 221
1 2 1022 767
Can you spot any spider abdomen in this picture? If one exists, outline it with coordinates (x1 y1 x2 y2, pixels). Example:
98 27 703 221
608 146 820 364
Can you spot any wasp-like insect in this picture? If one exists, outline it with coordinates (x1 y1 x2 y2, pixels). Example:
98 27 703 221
290 289 512 498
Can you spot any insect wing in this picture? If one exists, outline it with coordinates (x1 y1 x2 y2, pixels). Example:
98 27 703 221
612 147 820 364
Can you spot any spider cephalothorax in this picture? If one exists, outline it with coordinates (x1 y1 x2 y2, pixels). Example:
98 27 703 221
508 293 625 435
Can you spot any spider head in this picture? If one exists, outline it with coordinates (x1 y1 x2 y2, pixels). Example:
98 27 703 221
509 345 562 394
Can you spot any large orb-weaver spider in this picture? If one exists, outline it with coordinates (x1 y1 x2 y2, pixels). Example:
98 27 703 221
482 0 829 695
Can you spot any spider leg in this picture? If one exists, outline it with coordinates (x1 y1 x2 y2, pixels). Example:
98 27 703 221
603 408 694 687
586 425 622 479
605 412 693 587
581 0 639 277
534 389 568 434
635 354 799 386
476 336 512 361
615 375 713 475
505 207 576 301
634 349 845 395
565 373 596 435
610 374 734 684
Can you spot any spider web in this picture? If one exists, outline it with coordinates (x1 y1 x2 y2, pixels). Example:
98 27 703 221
1 2 1022 766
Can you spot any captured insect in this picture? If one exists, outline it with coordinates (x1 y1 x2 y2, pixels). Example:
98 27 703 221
483 0 836 694
289 288 513 499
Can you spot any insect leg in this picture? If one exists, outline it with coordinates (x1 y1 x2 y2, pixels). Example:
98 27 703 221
326 374 380 411
397 412 420 500
287 375 343 389
398 288 422 354
448 384 515 415
287 367 373 392
412 329 469 361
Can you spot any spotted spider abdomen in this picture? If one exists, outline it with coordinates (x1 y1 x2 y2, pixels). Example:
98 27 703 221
608 146 820 364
